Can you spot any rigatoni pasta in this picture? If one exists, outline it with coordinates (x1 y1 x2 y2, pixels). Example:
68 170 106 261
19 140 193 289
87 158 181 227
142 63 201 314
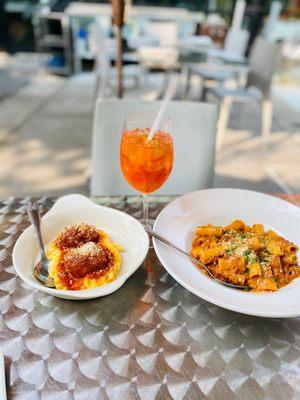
190 220 299 292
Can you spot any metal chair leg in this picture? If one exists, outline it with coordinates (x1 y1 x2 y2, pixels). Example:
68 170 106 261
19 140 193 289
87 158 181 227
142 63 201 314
262 99 273 144
140 64 147 86
181 65 191 100
201 81 208 102
199 77 209 101
217 97 232 149
237 103 245 129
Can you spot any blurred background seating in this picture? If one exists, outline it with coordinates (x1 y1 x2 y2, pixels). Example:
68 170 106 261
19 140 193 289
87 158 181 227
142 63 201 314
0 0 299 197
209 37 282 147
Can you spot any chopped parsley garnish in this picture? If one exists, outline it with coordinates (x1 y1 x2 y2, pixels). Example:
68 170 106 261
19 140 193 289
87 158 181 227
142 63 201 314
244 250 252 263
243 250 259 264
225 245 238 256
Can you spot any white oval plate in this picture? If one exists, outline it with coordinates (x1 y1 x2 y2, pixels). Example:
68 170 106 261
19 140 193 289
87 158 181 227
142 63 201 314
13 194 149 300
153 188 300 318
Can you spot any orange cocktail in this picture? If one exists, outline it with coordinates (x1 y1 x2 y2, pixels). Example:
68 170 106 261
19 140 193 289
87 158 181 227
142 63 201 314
120 128 174 194
120 111 173 227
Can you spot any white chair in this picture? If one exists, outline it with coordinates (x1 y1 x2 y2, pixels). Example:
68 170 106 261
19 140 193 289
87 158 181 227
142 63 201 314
210 28 250 63
143 21 179 47
189 29 249 100
137 46 179 70
209 37 282 148
128 21 179 49
210 0 248 63
178 35 212 64
188 64 240 101
208 1 248 63
91 100 217 196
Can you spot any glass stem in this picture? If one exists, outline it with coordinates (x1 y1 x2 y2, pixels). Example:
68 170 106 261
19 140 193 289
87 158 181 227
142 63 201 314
142 194 149 227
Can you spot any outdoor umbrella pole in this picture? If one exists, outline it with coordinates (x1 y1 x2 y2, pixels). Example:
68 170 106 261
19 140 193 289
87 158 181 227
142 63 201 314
111 0 125 98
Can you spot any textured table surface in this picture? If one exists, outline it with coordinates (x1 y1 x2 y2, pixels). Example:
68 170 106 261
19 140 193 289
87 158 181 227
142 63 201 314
1 195 300 400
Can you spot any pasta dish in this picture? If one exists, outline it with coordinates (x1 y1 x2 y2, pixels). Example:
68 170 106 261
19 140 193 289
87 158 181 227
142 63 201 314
190 220 299 291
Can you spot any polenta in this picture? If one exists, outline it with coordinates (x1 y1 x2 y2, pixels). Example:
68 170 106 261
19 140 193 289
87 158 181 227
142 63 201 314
46 223 123 290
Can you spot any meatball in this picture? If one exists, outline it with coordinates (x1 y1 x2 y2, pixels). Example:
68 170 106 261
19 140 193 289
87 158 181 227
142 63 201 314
56 223 100 250
62 242 108 279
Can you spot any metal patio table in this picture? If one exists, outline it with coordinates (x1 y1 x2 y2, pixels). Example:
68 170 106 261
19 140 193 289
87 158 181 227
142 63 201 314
1 195 299 400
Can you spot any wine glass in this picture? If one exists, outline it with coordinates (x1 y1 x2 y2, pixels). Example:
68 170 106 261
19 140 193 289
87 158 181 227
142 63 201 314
120 111 174 227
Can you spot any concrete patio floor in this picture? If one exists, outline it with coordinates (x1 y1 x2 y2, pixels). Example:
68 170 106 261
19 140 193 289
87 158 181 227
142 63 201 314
0 53 299 198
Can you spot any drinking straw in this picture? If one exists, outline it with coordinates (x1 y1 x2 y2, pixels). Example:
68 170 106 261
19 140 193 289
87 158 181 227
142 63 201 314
147 74 178 142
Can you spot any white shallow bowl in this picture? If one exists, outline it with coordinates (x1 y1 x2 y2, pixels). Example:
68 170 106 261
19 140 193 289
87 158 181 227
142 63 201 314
153 188 300 318
13 194 149 300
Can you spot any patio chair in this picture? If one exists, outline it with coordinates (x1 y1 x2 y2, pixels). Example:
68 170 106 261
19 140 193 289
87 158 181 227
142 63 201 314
209 28 250 63
188 29 249 100
187 65 240 101
137 46 179 70
209 37 281 148
178 35 212 64
128 20 179 49
143 21 179 47
90 100 217 196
